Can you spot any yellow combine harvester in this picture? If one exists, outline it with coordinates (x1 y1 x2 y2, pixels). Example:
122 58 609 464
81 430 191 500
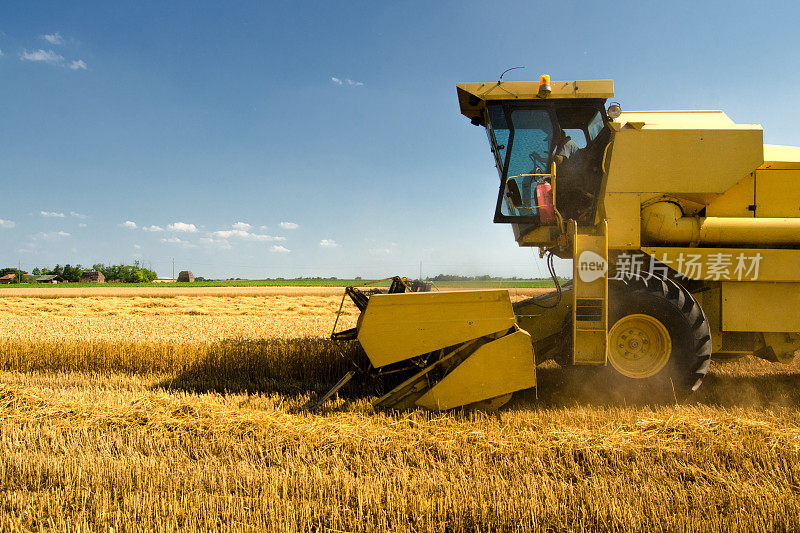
323 75 800 411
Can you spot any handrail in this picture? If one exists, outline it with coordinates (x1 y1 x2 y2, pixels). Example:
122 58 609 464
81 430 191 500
504 174 551 210
601 141 612 175
505 166 564 233
505 171 564 231
550 162 565 233
507 173 552 180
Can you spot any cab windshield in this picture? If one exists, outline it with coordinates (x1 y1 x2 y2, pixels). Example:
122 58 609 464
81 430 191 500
507 109 554 176
486 105 555 179
486 105 555 218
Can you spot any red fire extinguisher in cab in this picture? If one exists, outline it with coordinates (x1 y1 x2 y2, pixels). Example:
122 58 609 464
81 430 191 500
536 180 555 224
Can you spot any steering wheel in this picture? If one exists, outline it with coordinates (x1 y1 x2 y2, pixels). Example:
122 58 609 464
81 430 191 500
528 152 548 174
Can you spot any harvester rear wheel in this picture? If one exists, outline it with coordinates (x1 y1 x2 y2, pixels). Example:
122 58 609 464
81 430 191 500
608 313 672 379
607 274 712 397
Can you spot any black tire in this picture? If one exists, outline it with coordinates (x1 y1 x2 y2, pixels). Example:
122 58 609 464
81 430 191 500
607 274 712 397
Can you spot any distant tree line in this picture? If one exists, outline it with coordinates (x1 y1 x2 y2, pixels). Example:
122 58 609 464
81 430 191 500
89 263 158 283
269 277 346 280
0 268 32 283
32 264 86 282
425 274 549 281
1 262 157 283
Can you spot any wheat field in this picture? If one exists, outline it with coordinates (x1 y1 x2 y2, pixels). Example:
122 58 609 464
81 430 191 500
0 288 798 531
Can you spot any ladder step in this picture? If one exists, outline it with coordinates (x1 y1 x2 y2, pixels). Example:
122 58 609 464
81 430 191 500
575 297 603 321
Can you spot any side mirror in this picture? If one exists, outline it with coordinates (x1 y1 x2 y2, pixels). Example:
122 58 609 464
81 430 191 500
505 179 523 207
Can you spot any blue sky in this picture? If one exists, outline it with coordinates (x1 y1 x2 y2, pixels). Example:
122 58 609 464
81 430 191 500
1 1 799 279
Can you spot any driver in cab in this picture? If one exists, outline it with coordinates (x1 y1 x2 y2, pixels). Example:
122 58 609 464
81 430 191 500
554 130 579 164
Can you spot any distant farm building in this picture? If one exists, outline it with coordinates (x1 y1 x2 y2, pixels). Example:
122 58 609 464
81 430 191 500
0 274 15 284
80 271 105 283
177 271 195 283
152 277 176 283
34 275 66 284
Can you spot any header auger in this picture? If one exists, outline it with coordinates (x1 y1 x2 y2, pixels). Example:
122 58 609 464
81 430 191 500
319 75 800 411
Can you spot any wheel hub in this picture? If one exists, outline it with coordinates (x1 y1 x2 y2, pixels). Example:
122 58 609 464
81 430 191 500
608 314 672 378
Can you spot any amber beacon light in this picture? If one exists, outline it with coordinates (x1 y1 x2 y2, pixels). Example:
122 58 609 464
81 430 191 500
538 74 551 97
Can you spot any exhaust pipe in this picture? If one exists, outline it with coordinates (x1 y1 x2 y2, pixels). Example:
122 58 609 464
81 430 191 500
641 202 800 246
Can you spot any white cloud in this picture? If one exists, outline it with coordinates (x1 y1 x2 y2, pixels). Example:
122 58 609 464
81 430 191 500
42 33 65 45
0 219 15 229
279 221 299 230
319 239 339 248
199 237 232 250
211 229 246 239
142 225 164 232
160 237 197 248
70 211 87 219
0 49 4 57
69 59 87 71
331 76 363 87
259 225 269 231
121 220 137 229
133 244 141 250
21 49 64 65
211 229 275 241
369 242 398 255
40 211 65 218
78 223 87 228
167 222 197 233
369 247 394 255
273 236 287 242
270 245 291 253
232 221 251 230
33 231 70 240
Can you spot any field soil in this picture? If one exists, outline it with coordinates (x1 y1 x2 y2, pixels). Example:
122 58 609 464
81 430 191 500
0 290 798 531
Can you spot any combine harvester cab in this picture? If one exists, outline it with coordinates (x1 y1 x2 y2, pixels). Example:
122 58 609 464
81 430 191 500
327 278 536 411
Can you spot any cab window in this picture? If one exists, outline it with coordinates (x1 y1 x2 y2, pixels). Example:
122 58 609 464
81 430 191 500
486 104 509 174
562 128 587 149
587 111 604 141
507 109 554 176
498 108 555 218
